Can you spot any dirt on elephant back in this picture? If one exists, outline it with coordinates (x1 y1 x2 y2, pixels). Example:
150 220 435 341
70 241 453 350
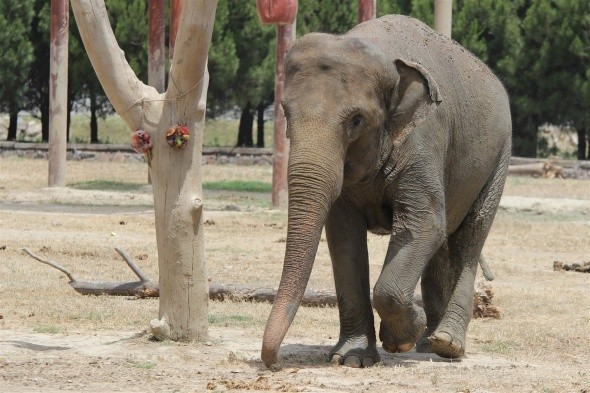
0 157 589 392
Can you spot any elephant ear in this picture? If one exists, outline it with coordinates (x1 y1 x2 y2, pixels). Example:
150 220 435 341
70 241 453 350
388 59 442 146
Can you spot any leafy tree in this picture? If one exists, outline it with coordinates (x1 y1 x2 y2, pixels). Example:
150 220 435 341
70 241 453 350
69 12 112 143
23 0 50 141
105 0 148 82
297 1 357 35
68 0 147 143
207 0 275 147
518 0 589 158
207 1 239 118
0 1 34 140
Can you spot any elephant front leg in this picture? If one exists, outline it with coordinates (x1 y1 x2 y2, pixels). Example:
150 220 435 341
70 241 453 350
373 209 445 354
325 200 379 368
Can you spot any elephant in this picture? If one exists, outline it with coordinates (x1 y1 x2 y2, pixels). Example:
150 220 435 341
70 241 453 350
261 14 512 369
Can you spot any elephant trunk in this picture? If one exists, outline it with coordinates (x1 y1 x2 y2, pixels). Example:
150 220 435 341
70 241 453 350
262 143 344 368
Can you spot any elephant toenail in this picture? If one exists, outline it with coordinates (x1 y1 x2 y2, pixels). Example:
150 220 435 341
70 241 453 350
363 357 375 367
343 355 362 368
330 354 342 365
397 342 415 352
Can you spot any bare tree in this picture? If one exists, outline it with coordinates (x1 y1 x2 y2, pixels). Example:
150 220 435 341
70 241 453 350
70 0 217 341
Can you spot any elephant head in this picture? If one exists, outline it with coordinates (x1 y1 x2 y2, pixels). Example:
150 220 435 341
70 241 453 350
261 33 442 368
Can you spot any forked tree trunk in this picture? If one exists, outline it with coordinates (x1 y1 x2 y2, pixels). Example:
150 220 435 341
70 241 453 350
70 0 218 341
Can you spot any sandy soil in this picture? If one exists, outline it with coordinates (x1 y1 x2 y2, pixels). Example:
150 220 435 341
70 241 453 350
0 157 589 392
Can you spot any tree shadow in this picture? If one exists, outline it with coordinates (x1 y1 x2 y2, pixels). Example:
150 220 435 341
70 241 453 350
3 340 70 352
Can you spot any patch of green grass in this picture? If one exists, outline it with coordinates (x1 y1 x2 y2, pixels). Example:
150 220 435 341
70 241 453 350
208 314 257 326
482 339 517 354
133 362 156 370
203 180 271 193
33 324 61 334
69 180 144 192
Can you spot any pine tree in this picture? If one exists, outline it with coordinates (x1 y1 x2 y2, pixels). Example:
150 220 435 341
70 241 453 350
0 1 35 140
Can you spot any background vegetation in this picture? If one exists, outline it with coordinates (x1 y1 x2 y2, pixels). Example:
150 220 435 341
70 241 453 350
1 0 588 157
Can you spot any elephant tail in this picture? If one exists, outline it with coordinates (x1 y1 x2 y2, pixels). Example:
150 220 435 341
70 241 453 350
479 255 494 281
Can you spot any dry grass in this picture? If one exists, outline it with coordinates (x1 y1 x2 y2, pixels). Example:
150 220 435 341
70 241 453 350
0 155 589 392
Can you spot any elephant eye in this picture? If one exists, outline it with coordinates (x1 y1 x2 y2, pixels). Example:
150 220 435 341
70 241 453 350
349 114 364 128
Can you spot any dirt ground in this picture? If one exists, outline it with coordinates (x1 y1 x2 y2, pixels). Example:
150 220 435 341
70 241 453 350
0 156 589 392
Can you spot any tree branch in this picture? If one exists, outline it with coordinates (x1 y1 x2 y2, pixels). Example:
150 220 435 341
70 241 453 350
115 247 152 283
70 0 158 129
22 248 77 283
167 0 217 106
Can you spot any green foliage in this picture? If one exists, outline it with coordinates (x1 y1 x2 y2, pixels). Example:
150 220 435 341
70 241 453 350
4 0 587 158
518 0 590 158
207 0 274 118
297 1 357 35
105 0 148 82
23 0 50 139
0 2 34 114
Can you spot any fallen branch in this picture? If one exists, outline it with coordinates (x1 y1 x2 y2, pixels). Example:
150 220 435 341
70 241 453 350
22 247 159 298
209 283 336 307
21 247 335 306
22 248 502 318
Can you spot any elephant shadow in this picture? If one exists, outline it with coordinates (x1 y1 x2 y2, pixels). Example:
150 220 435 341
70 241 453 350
248 343 461 370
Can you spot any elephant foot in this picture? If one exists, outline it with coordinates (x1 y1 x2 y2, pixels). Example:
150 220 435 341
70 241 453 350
329 337 380 368
378 305 426 354
428 331 465 359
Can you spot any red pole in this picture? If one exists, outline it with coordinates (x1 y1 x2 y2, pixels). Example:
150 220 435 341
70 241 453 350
170 0 184 60
48 0 69 187
358 0 376 23
148 0 165 93
272 22 295 208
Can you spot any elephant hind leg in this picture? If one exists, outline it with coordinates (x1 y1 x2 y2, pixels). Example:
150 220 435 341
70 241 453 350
416 242 458 353
429 145 510 359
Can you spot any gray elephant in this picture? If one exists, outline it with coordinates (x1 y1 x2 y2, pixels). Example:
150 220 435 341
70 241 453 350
262 15 511 368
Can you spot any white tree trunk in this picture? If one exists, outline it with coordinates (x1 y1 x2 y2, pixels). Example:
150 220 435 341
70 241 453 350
71 0 217 341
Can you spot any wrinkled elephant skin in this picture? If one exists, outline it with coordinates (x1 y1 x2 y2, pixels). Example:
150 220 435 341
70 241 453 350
262 15 512 369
